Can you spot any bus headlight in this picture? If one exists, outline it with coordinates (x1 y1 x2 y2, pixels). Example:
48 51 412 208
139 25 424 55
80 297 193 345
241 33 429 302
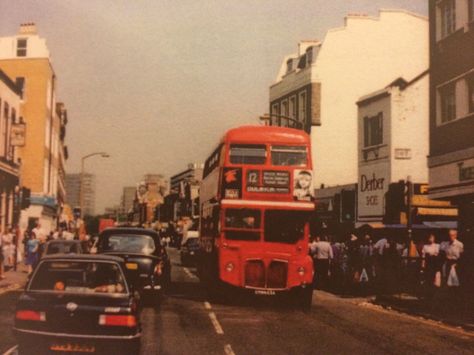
297 267 305 276
225 262 234 272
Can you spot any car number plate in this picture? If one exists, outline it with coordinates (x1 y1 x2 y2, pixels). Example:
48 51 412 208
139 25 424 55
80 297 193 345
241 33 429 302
254 289 276 296
126 263 138 270
50 343 95 353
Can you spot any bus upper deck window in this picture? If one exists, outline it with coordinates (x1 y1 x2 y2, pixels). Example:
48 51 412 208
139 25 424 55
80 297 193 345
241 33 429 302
271 146 307 166
229 144 266 165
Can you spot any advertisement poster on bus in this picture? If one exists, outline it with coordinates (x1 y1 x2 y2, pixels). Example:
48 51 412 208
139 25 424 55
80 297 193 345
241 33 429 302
293 169 314 201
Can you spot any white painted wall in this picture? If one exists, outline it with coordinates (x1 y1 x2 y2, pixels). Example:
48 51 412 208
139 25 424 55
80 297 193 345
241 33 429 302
271 10 428 190
0 34 50 59
356 73 429 223
390 75 429 183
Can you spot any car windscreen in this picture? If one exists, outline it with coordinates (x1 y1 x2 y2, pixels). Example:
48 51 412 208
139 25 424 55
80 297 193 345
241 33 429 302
271 145 307 166
29 260 127 295
224 208 261 241
229 144 267 165
264 210 309 244
101 234 156 255
46 242 79 255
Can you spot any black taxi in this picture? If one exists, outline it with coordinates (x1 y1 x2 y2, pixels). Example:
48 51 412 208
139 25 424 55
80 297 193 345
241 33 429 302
98 228 171 294
14 254 141 355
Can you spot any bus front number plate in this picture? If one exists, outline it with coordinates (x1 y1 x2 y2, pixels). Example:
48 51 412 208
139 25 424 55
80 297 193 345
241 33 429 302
254 290 276 296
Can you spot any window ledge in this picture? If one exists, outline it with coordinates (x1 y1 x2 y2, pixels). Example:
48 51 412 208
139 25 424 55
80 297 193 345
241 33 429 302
436 27 465 44
362 143 387 152
437 112 474 127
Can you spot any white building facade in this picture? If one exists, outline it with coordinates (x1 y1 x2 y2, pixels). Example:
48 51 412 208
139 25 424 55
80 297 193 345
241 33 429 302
269 10 429 189
356 73 429 225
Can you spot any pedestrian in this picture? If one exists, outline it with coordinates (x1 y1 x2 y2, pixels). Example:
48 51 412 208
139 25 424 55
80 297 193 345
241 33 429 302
359 235 374 284
0 232 4 280
440 229 463 287
311 235 333 289
25 232 39 274
32 222 46 244
2 228 15 269
421 233 441 296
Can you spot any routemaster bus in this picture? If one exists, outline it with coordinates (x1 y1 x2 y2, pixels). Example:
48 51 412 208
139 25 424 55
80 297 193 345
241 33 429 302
198 125 315 309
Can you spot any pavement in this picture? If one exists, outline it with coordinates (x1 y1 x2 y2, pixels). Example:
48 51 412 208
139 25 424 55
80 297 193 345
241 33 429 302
0 250 473 354
0 264 28 295
374 291 474 332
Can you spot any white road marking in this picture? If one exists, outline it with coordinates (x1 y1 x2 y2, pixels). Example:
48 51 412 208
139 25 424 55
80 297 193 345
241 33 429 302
208 312 224 335
2 344 18 355
224 344 236 355
183 267 198 280
204 301 212 310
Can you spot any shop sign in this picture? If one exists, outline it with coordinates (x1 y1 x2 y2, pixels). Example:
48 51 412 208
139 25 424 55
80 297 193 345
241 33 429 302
357 162 389 220
10 123 26 147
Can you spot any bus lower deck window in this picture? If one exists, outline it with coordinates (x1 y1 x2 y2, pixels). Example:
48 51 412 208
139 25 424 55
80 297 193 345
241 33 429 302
264 210 309 244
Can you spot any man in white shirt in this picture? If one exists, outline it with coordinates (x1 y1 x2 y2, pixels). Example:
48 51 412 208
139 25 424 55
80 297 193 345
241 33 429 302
440 229 464 287
311 236 333 289
32 223 46 243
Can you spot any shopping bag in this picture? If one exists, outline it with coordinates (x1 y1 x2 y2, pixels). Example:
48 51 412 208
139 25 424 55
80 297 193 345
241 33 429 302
359 268 369 283
447 266 460 287
353 271 360 283
433 271 441 287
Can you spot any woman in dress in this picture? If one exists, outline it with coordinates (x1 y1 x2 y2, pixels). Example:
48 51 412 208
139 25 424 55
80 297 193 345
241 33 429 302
421 233 440 296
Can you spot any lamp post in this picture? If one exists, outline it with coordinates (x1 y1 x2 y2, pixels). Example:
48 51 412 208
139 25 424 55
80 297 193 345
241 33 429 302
80 152 110 219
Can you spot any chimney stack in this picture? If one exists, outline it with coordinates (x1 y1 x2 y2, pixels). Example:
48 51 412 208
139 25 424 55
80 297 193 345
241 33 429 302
19 23 37 35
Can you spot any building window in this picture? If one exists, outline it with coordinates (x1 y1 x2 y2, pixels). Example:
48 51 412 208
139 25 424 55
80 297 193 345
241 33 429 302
2 102 9 158
440 0 456 38
440 85 456 123
289 96 296 119
364 113 383 147
306 47 313 65
286 59 293 73
298 91 307 123
468 76 474 114
16 77 25 99
470 0 474 22
271 103 279 126
281 100 289 118
16 38 27 57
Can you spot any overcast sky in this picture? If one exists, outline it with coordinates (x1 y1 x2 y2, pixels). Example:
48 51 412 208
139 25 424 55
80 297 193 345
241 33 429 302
0 0 427 213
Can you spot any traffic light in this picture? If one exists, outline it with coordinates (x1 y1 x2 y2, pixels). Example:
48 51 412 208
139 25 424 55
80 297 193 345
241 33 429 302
383 181 405 224
20 187 31 209
340 189 356 222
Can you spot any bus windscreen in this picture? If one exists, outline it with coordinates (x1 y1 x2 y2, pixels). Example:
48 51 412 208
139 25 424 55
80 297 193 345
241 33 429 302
264 210 309 244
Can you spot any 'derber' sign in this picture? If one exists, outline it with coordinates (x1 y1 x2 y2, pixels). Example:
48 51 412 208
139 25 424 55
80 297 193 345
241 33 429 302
357 162 389 221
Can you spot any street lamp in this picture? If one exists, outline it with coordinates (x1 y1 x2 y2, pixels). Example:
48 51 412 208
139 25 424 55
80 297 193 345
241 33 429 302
80 152 110 219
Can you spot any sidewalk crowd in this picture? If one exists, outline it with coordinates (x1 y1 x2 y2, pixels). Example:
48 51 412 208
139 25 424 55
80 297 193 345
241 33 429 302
0 222 79 281
309 228 472 326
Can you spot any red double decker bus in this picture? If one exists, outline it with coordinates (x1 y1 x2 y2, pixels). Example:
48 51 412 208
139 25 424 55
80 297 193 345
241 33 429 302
198 125 314 309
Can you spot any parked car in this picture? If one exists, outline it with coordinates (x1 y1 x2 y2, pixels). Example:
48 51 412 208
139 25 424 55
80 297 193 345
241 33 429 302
14 254 141 355
42 240 83 257
180 235 199 266
97 228 171 294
